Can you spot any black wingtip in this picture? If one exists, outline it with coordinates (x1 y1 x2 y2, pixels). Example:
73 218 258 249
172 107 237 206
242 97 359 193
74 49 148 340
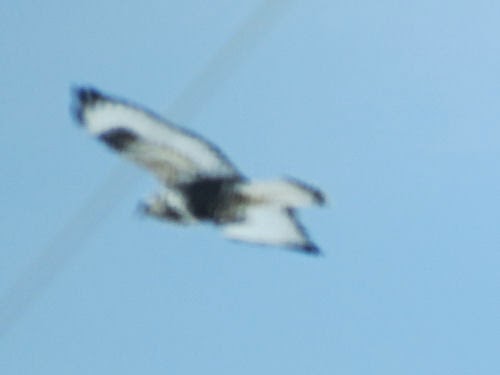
73 86 104 104
70 85 105 124
312 189 326 206
284 176 326 206
300 243 322 256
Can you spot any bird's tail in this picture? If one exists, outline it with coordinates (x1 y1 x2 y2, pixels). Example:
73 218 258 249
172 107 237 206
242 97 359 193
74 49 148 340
236 177 325 208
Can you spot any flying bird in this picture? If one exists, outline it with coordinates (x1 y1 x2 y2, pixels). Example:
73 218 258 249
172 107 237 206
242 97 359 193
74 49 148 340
72 87 325 254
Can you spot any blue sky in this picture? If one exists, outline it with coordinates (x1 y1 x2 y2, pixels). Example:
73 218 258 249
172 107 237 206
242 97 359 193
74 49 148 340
1 0 499 373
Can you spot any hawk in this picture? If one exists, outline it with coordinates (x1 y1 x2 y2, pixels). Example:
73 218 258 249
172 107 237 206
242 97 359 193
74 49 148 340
72 87 325 254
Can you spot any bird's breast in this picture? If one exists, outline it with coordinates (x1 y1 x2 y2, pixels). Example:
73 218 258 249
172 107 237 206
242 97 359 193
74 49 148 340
178 177 243 222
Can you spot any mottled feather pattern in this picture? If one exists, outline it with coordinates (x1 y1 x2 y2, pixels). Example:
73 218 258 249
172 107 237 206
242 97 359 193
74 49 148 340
73 86 325 254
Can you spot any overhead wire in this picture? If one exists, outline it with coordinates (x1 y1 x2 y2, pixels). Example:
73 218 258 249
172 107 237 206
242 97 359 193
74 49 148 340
0 0 295 337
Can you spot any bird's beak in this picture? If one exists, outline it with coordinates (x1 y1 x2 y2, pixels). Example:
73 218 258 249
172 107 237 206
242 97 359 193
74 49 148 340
135 202 150 217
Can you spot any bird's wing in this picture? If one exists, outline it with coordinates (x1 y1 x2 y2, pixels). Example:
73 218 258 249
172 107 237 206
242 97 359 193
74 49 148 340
222 206 320 254
72 87 241 186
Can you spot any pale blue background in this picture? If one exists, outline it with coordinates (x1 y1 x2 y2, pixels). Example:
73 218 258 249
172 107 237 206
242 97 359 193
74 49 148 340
1 1 499 374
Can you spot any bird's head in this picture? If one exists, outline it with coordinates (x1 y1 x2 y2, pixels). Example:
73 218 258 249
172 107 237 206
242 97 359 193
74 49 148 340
138 190 196 224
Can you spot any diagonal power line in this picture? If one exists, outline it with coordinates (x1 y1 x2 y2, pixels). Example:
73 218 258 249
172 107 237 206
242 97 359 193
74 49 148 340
0 0 295 336
169 0 294 124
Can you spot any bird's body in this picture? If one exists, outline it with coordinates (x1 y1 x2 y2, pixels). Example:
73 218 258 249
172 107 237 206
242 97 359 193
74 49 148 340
72 87 325 254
